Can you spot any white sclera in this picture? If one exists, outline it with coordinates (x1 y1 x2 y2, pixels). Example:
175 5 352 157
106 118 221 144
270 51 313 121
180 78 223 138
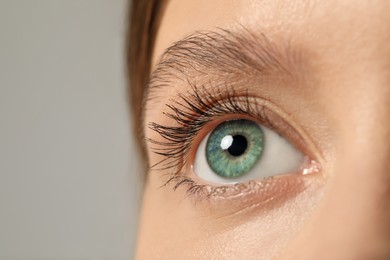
194 124 304 184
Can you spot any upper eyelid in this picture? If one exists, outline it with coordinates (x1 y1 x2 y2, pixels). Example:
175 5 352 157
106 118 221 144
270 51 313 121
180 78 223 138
146 84 322 174
142 28 314 133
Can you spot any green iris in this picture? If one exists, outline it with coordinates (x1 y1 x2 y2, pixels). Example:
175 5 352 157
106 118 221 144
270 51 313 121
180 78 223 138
206 119 264 178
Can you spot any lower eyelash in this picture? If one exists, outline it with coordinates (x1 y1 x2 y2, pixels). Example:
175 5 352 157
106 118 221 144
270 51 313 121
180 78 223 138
147 83 278 195
164 170 307 206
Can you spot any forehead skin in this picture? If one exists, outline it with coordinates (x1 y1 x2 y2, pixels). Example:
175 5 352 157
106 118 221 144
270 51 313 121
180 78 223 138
138 0 390 259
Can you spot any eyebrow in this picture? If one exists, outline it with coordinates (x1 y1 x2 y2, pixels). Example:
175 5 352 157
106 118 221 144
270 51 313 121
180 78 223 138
145 29 306 102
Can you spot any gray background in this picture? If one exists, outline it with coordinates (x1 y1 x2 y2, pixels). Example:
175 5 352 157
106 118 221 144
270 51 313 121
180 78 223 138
0 1 140 259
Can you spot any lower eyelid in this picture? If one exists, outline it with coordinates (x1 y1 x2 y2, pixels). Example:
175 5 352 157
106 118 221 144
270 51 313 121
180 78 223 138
176 171 315 219
183 111 320 204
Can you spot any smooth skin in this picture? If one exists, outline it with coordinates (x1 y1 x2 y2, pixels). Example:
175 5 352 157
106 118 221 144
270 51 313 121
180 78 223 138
137 0 390 259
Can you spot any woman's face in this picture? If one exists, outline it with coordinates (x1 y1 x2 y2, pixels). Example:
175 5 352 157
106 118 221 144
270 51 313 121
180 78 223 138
137 0 390 259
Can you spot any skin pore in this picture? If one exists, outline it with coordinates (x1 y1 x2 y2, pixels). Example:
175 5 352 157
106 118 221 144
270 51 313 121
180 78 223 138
136 0 390 259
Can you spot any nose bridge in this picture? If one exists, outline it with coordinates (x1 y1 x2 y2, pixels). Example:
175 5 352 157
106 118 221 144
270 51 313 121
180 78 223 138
313 81 390 258
316 115 390 258
340 101 390 187
282 76 390 259
337 80 390 196
282 96 390 260
335 107 390 225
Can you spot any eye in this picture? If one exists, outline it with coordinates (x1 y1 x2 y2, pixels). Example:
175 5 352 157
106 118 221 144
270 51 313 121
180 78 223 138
194 119 304 184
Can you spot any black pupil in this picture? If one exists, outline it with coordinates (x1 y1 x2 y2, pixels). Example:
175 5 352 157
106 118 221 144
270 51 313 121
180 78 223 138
227 135 248 156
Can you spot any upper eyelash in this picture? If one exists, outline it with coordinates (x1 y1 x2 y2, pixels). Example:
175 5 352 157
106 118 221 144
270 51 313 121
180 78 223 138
147 83 275 185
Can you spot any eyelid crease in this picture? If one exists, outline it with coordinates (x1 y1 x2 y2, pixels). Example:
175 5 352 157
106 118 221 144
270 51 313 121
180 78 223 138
143 28 310 130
